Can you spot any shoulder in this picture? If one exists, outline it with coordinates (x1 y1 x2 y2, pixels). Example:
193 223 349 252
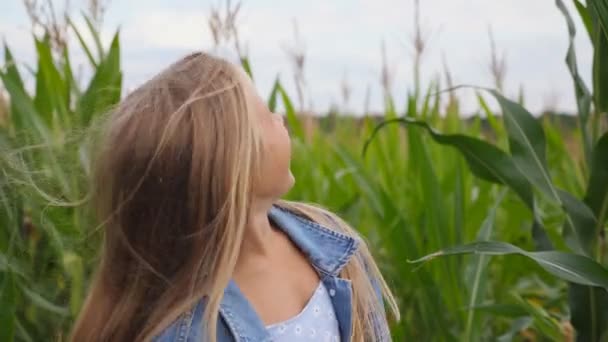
152 300 236 342
275 202 385 299
152 300 208 342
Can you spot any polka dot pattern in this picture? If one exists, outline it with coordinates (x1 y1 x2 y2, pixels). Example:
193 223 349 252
266 282 340 341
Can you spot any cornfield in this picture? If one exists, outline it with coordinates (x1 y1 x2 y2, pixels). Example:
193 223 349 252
1 0 608 341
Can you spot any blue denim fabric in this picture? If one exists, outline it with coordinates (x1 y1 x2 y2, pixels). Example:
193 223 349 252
153 204 389 342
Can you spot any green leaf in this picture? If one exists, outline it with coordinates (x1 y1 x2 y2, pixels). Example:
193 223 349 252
364 118 532 206
1 62 73 199
21 286 69 316
14 318 33 342
0 253 27 279
409 241 608 288
556 0 593 165
470 304 528 318
63 251 84 316
511 293 563 341
572 0 593 41
463 189 507 342
593 20 608 116
67 16 98 67
497 316 534 342
83 13 105 60
568 283 608 342
62 46 77 106
33 43 53 127
486 90 597 256
531 220 554 252
3 44 24 90
267 77 280 112
275 82 305 141
77 31 122 126
334 145 385 218
588 0 608 133
0 273 16 342
559 189 598 256
585 132 608 232
240 57 253 81
453 163 465 246
0 69 52 140
476 92 505 142
363 117 553 250
2 45 32 133
588 0 608 41
34 36 70 128
489 90 559 202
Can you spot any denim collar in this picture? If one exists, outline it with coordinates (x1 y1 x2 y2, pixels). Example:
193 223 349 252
267 205 360 276
218 204 360 342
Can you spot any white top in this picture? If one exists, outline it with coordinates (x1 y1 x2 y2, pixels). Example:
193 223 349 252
266 282 341 341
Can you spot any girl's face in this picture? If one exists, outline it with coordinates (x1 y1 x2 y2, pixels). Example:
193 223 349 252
237 67 295 199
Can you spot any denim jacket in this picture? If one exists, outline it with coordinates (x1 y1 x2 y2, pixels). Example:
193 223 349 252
153 205 390 342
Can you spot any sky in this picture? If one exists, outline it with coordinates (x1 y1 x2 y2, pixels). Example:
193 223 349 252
0 0 594 116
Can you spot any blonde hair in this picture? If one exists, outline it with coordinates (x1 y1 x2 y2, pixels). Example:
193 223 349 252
70 52 398 342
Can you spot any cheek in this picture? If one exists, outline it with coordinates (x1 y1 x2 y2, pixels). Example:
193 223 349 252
262 120 291 162
279 128 292 161
265 130 291 169
255 127 293 193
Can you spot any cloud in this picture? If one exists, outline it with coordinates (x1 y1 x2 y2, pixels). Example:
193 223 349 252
122 9 212 50
1 0 594 115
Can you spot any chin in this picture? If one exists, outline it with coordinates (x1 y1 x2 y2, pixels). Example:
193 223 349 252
277 172 296 197
287 170 296 187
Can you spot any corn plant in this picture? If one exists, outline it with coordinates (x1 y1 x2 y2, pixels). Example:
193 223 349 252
363 1 608 340
0 1 603 341
0 15 121 341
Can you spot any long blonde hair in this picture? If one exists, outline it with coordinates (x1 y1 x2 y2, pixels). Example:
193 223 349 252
70 52 398 342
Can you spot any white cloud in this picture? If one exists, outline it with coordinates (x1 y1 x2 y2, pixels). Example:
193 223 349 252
1 0 594 115
1 23 35 63
122 9 212 50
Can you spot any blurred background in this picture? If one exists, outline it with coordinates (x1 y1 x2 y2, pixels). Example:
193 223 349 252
1 0 608 341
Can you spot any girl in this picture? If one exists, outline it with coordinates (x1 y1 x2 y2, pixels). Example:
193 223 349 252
70 52 399 342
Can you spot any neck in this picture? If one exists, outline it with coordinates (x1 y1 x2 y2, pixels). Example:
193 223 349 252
238 197 277 260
